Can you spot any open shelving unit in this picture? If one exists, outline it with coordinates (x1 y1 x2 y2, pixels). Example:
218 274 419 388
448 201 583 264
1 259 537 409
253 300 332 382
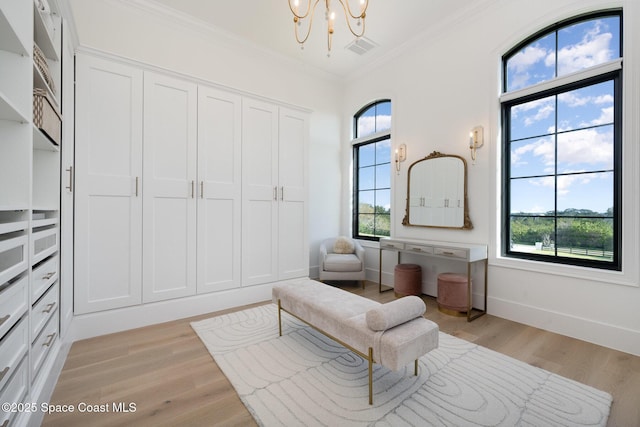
0 1 63 425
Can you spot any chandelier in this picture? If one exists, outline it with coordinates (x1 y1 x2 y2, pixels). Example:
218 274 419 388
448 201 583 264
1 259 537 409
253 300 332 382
288 0 369 55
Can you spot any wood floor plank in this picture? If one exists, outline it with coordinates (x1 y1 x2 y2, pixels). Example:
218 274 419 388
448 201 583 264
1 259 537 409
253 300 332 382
43 282 638 427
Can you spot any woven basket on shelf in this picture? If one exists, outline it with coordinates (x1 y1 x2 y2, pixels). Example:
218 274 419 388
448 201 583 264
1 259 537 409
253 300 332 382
33 42 56 95
33 88 62 146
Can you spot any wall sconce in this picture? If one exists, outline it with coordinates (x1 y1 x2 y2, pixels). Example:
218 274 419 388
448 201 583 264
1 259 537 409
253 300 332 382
469 126 484 164
395 144 407 174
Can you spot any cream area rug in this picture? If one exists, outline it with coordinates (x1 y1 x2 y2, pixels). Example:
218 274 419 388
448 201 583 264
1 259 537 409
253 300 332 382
191 304 611 426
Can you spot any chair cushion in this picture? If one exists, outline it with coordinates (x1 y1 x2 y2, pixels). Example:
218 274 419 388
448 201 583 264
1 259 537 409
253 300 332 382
324 253 362 272
333 236 355 254
365 296 426 331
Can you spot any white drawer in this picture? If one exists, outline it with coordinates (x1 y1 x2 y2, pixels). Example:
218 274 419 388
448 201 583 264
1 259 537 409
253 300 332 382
31 282 58 342
380 240 405 250
31 227 59 265
31 255 58 303
0 234 28 285
0 316 28 392
0 275 28 340
434 247 468 259
0 357 29 427
31 314 58 380
405 243 434 254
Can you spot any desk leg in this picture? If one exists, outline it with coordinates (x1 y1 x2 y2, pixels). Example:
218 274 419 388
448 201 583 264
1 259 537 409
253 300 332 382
467 259 488 322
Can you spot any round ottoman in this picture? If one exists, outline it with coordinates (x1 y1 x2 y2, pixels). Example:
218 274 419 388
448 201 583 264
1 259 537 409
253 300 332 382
437 273 470 316
394 264 422 297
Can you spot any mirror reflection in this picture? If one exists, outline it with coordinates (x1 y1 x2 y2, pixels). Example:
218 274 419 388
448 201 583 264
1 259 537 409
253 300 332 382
402 152 473 229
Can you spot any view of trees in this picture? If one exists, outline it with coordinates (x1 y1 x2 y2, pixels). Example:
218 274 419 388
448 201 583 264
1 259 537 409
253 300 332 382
510 208 614 259
358 202 390 237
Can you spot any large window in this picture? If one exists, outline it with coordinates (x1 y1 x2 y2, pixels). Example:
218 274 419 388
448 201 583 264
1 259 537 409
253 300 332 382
501 11 622 270
353 100 391 240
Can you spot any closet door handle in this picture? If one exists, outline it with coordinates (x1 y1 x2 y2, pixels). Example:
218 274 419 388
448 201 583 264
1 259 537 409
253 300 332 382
65 166 73 192
280 186 284 201
200 181 204 199
191 181 195 198
135 177 139 197
274 186 278 201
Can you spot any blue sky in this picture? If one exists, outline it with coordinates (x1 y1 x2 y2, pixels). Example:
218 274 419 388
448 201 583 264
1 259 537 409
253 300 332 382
506 17 619 214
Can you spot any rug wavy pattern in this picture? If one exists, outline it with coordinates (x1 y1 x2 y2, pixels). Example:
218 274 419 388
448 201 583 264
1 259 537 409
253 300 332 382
191 304 611 426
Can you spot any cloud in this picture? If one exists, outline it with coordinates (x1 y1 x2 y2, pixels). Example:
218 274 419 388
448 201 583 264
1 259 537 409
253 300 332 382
557 21 614 75
357 115 391 137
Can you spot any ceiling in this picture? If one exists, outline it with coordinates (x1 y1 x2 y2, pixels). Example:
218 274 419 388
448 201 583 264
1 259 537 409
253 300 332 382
147 0 480 78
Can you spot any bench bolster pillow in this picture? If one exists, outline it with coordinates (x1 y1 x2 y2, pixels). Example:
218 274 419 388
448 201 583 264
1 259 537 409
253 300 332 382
365 296 426 331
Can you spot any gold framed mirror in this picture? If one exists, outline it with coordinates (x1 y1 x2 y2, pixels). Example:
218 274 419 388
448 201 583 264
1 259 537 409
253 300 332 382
402 151 473 229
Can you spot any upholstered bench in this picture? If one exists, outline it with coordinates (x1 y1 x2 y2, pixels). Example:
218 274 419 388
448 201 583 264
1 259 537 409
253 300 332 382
272 278 439 404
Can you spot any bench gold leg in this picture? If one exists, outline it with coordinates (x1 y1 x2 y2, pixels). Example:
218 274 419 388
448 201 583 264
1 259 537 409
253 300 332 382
415 359 418 376
277 299 282 337
368 347 373 405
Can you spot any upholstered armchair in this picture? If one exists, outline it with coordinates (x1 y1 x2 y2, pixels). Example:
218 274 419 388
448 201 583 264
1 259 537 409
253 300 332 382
318 237 366 288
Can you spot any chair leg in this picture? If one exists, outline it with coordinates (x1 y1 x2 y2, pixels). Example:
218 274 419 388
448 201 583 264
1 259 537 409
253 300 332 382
361 280 365 289
415 359 418 376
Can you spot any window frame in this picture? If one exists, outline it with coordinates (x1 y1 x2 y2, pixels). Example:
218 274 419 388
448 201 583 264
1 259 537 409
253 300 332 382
500 11 623 271
352 100 392 241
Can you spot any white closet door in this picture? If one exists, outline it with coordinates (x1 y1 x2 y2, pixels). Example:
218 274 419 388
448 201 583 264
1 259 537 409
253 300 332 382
74 55 143 314
242 98 278 286
59 23 74 331
197 86 242 293
143 72 197 302
278 107 309 279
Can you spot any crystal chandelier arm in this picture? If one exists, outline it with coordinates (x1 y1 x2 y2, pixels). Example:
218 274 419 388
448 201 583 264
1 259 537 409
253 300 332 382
337 0 368 19
336 0 367 38
293 0 322 45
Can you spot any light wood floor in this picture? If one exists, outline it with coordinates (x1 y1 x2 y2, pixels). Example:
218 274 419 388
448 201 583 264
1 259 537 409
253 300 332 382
43 281 640 427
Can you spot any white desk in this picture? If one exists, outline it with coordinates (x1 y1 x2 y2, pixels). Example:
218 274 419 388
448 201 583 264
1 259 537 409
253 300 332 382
378 237 488 321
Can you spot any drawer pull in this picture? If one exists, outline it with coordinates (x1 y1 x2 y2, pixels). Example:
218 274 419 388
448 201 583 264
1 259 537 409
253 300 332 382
43 302 56 314
42 272 56 280
412 248 422 252
0 366 9 382
442 251 455 255
43 332 56 347
0 315 9 327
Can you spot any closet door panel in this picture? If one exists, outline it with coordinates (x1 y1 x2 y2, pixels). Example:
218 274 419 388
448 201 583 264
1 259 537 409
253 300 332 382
278 108 309 279
197 87 241 293
143 72 197 303
74 55 143 314
242 99 278 286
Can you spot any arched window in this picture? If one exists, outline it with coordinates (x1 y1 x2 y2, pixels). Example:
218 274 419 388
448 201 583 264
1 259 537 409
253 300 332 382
501 11 622 270
352 100 391 240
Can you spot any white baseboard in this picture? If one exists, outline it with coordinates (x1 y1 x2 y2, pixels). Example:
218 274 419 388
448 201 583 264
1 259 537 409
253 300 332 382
70 283 274 341
489 296 640 357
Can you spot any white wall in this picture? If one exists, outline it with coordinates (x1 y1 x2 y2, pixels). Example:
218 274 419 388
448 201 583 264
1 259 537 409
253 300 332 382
66 0 344 280
343 0 640 356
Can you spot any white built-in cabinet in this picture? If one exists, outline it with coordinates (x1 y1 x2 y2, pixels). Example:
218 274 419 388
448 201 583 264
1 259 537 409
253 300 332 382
197 87 242 293
142 72 198 303
242 100 309 286
74 52 309 314
1 1 66 425
74 56 143 314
